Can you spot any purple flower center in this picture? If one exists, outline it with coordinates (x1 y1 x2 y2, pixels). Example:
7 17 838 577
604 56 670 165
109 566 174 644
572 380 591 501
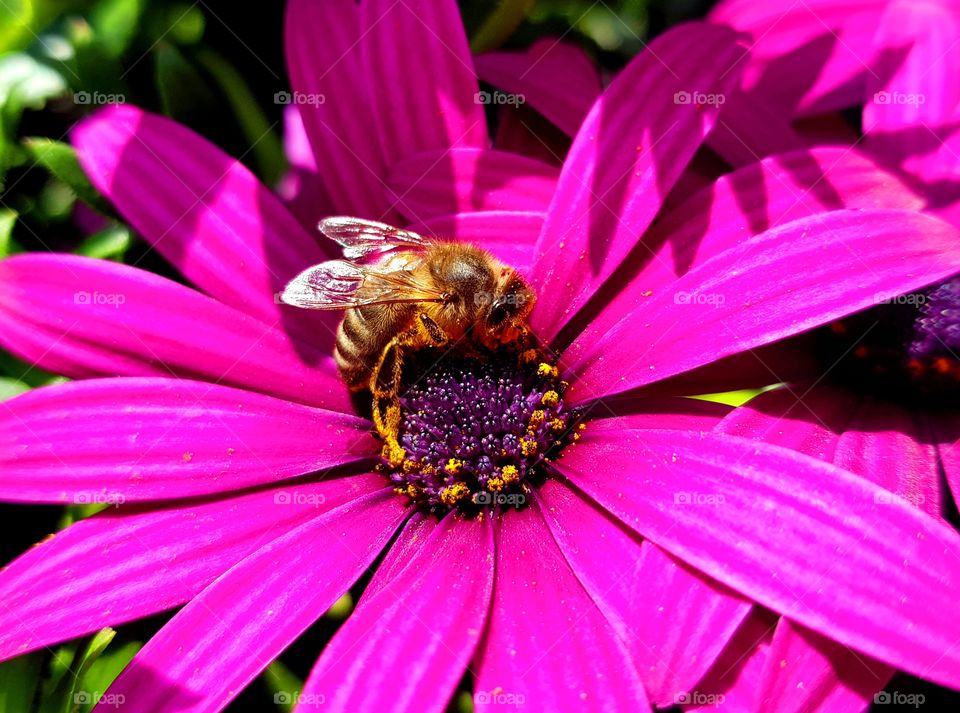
375 348 580 514
818 276 960 402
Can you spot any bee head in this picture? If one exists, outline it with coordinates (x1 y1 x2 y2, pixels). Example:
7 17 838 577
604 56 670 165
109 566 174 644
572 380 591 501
481 269 535 335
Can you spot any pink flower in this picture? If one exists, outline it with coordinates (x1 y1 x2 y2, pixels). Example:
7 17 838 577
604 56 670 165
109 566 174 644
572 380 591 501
2 4 960 713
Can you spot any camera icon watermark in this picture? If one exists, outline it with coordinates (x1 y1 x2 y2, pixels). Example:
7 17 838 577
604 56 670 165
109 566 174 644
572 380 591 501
74 91 126 106
274 91 326 106
274 490 327 507
674 691 725 706
673 90 726 106
74 691 126 708
674 290 725 306
474 90 525 107
73 492 126 507
474 689 526 706
874 690 925 707
873 291 927 307
274 691 326 705
473 491 526 507
674 491 725 507
874 91 926 106
73 291 126 308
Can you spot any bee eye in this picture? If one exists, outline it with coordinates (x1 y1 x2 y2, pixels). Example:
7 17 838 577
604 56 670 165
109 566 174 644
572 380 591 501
488 302 511 326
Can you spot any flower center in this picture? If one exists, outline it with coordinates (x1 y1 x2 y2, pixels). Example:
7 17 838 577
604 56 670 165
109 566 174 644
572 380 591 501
375 346 580 514
817 276 960 404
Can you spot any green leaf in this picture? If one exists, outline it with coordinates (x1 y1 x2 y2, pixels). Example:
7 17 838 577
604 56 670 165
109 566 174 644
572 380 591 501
469 0 535 52
37 629 125 713
77 641 140 705
21 138 115 217
0 349 61 388
89 0 144 58
0 208 17 257
0 0 37 53
75 224 132 260
0 376 31 401
196 48 284 185
0 651 42 712
154 43 216 125
262 661 303 713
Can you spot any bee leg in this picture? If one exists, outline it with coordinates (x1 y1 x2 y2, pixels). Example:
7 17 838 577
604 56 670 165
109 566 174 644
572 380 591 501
370 331 417 466
418 313 448 346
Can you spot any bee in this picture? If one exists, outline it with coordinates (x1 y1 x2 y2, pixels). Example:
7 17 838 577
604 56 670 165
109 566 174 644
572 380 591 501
281 217 536 414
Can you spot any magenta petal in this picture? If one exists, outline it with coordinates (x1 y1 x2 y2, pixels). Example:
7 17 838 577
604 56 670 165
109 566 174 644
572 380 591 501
567 148 925 357
387 148 557 219
537 481 749 707
0 378 373 503
284 0 393 218
585 395 731 432
0 254 349 410
931 412 960 506
72 105 330 330
570 210 960 401
361 0 487 167
410 211 543 272
754 620 893 713
0 473 383 661
710 0 887 116
864 0 960 181
528 23 747 342
299 514 493 712
556 428 960 688
101 491 407 713
707 89 805 166
359 513 437 600
474 38 602 138
473 506 651 712
717 385 944 520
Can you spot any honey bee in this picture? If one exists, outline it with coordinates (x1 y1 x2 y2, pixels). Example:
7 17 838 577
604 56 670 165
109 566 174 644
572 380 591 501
281 217 536 411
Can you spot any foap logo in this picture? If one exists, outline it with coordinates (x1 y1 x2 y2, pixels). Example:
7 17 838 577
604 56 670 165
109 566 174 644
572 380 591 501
873 291 927 307
74 691 126 708
274 490 327 507
474 689 526 707
874 90 926 106
274 691 326 706
673 90 726 106
674 290 725 307
674 491 725 507
874 691 925 708
74 491 126 507
474 90 525 107
675 691 725 707
74 291 126 308
274 90 326 106
74 91 126 106
473 491 526 506
874 490 926 508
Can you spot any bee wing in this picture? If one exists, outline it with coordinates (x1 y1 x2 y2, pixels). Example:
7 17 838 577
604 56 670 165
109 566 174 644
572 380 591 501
280 256 445 310
318 216 434 260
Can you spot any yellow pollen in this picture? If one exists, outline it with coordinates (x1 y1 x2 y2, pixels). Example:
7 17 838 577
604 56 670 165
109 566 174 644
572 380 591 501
487 477 504 492
537 362 559 378
394 484 421 499
444 458 464 475
541 390 559 407
528 409 546 431
501 464 519 484
402 459 421 473
549 418 566 431
375 403 406 467
520 438 538 456
439 482 470 506
521 349 539 364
